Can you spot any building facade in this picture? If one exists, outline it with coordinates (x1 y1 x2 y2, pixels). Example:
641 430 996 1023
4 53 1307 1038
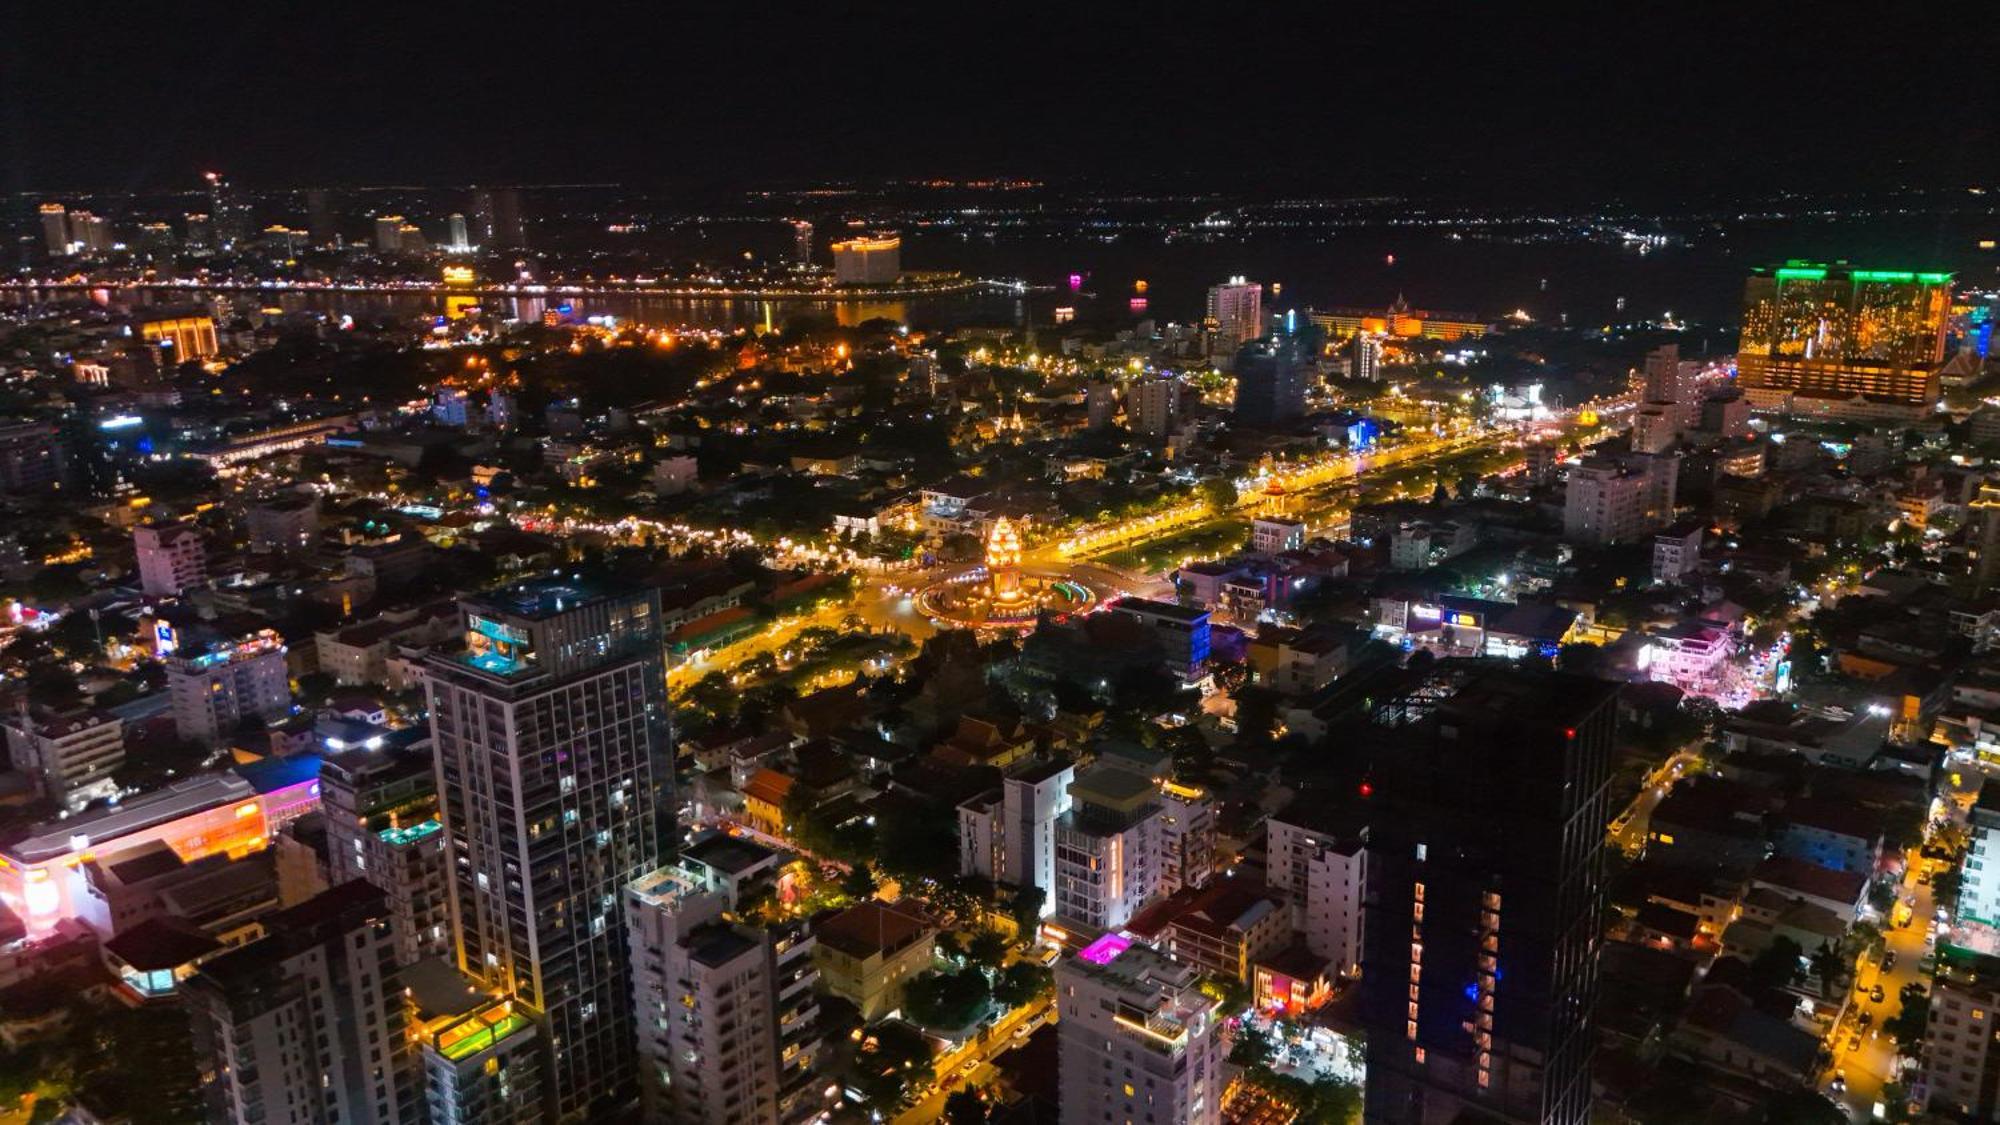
1056 938 1224 1125
427 579 672 1120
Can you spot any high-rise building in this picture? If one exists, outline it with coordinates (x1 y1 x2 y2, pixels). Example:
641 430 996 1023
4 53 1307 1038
1056 938 1225 1125
1972 483 2000 596
398 223 428 254
1642 343 1687 406
67 211 110 254
408 973 546 1125
136 222 176 256
184 881 421 1125
244 493 319 556
1207 277 1263 350
1130 373 1182 437
0 421 67 494
3 706 123 810
166 630 291 746
1233 333 1312 429
38 204 68 257
625 862 822 1124
426 578 671 1119
1737 262 1951 419
375 215 406 253
205 171 253 249
471 188 526 250
1361 665 1616 1125
831 235 900 284
1353 333 1384 381
184 212 215 251
322 746 451 965
134 522 208 596
1049 761 1215 932
789 218 813 266
1562 453 1677 545
1002 759 1075 915
1926 943 2000 1119
1085 380 1118 429
305 188 336 246
1265 803 1367 978
447 212 469 252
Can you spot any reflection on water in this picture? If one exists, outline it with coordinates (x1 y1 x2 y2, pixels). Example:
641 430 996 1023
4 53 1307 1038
3 284 1019 333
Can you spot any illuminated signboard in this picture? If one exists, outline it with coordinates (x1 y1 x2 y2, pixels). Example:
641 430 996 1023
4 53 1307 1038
154 622 177 656
1449 612 1479 627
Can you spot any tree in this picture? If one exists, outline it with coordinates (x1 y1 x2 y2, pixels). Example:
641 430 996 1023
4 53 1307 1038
966 930 1008 969
1747 936 1805 992
1201 475 1239 513
841 862 878 901
1229 1024 1276 1067
1885 987 1930 1052
994 963 1053 1009
903 969 993 1030
1755 1089 1847 1125
1006 886 1045 934
944 1089 989 1124
1810 942 1846 996
1306 1076 1362 1125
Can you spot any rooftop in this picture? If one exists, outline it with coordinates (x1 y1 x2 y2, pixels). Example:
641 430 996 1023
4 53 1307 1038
683 831 780 877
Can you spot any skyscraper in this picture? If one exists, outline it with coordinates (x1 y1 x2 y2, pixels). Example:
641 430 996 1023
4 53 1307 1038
205 171 253 249
472 188 527 250
448 212 470 252
1736 261 1952 419
38 204 68 257
1233 333 1312 429
305 188 336 246
185 881 422 1125
1056 938 1225 1125
1361 665 1616 1125
789 218 813 266
1207 276 1262 350
426 577 671 1119
831 235 900 284
1353 333 1384 381
376 215 406 253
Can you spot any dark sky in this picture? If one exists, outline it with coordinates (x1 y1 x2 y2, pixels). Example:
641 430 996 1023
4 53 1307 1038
5 3 1994 201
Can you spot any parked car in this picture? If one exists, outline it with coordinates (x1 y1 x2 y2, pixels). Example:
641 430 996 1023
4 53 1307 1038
1871 985 1886 1003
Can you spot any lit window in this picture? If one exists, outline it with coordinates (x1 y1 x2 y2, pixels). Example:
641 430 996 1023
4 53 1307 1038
1414 1047 1425 1064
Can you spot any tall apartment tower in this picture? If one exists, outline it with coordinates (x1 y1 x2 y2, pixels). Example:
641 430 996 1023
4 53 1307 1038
625 864 823 1124
1056 939 1225 1125
426 578 671 1120
1361 665 1616 1125
1047 762 1216 932
1206 276 1263 350
166 631 292 746
1001 759 1075 915
39 204 69 256
789 219 813 266
1354 333 1385 381
1233 333 1312 429
1736 261 1951 419
184 881 421 1125
447 212 470 252
472 188 527 250
322 745 451 964
1130 373 1182 438
1265 802 1368 978
134 522 208 596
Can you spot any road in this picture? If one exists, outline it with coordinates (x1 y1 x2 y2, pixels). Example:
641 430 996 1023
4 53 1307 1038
892 994 1054 1125
1608 749 1702 855
1821 848 1938 1121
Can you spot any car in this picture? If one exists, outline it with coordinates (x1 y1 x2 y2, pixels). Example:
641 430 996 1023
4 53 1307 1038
1871 985 1886 1003
1883 951 1898 971
1919 871 1933 886
1847 1033 1862 1052
1831 1070 1847 1093
1858 1011 1874 1028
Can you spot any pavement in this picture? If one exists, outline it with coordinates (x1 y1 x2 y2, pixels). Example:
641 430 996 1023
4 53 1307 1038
892 994 1053 1125
1608 749 1702 854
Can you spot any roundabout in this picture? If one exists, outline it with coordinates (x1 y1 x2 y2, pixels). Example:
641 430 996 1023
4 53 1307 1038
916 517 1109 630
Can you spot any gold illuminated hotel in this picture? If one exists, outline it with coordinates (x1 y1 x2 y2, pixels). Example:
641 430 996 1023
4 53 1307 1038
1311 296 1489 341
1736 261 1952 420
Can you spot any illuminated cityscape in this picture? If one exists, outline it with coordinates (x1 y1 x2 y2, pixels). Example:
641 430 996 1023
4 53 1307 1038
0 7 1993 1125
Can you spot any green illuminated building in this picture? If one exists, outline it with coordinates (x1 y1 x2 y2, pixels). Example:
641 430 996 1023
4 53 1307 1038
1738 260 1953 418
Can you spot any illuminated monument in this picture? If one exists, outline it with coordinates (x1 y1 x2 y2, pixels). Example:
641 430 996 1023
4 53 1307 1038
917 517 1104 630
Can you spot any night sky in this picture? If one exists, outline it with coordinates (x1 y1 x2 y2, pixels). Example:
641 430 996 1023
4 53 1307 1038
5 3 1993 200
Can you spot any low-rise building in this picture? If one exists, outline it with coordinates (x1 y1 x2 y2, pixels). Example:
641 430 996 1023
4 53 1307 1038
811 899 936 1020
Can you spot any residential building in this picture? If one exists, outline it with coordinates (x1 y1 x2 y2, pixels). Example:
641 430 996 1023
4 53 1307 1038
625 864 822 1124
831 235 900 284
812 899 936 1020
1652 523 1703 585
426 578 672 1119
1233 333 1311 428
1737 262 1950 419
1266 804 1367 978
1926 944 2000 1120
406 962 546 1125
1563 454 1677 545
1207 277 1262 350
1252 518 1308 555
1130 373 1181 438
135 523 208 597
166 630 292 746
1353 333 1384 381
322 746 450 964
3 706 122 809
1959 789 2000 928
245 494 319 555
1052 765 1169 933
1110 597 1212 681
184 881 420 1125
1056 938 1224 1125
1362 666 1617 1125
